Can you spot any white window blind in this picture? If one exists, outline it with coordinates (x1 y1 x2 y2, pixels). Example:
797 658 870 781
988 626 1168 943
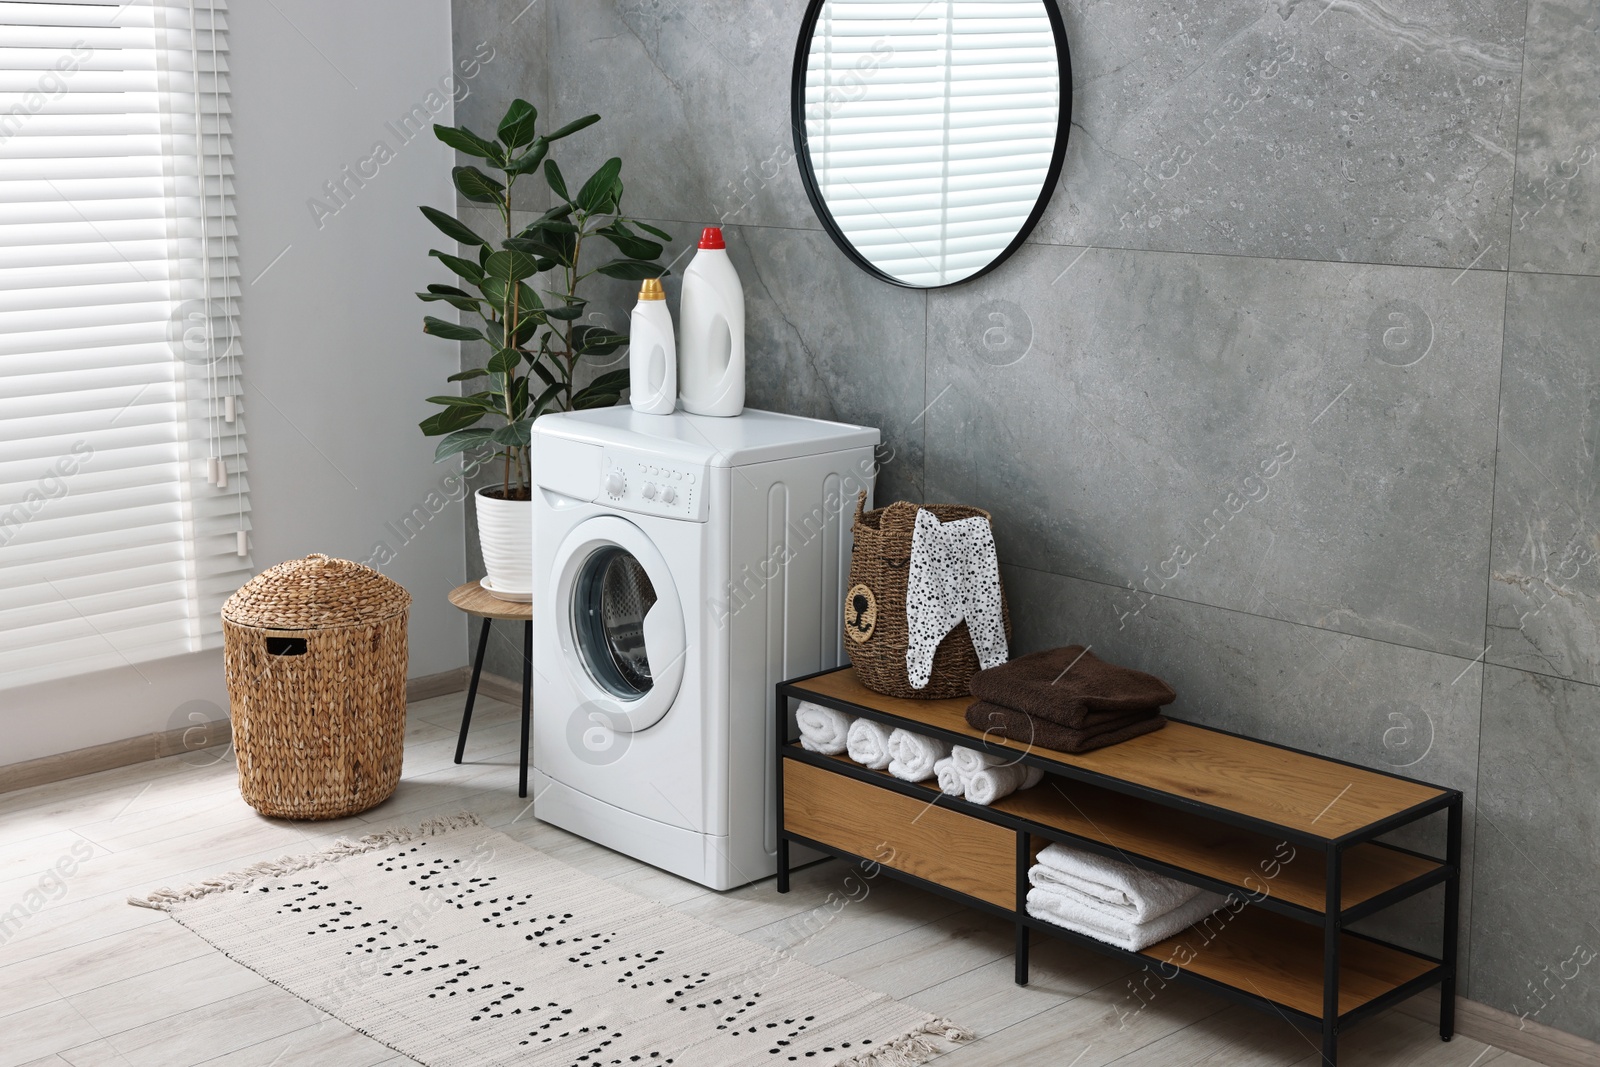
804 0 1060 286
0 0 249 689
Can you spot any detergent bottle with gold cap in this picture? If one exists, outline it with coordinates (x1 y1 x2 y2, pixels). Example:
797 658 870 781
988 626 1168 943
628 277 677 415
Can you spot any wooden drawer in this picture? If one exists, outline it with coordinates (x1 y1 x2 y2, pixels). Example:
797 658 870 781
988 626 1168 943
782 758 1017 910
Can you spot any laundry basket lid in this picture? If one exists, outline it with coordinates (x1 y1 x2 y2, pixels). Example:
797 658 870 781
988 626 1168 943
222 553 411 630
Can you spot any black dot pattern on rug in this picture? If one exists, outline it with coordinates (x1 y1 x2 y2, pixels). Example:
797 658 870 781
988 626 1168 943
215 837 934 1066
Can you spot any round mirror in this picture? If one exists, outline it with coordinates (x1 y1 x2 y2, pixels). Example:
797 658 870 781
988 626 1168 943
791 0 1071 289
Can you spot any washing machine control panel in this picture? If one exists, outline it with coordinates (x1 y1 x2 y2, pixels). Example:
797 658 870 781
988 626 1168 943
597 449 706 521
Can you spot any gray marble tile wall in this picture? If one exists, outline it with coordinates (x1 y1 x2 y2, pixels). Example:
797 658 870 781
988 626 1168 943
449 0 1600 1042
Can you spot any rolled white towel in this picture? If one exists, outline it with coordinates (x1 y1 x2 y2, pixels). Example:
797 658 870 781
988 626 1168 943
963 761 1043 805
796 701 852 755
886 729 949 783
1026 885 1229 952
1030 843 1200 924
950 745 1007 777
934 757 964 796
846 718 893 770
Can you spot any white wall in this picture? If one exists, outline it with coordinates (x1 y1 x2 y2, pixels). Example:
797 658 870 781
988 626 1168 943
1 0 468 765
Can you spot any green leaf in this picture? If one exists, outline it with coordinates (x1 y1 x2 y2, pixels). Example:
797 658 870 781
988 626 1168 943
417 288 484 313
633 220 674 241
586 368 631 394
523 203 574 228
434 427 496 461
425 394 501 411
420 405 483 436
595 258 668 281
423 316 488 342
490 421 534 448
506 139 549 176
543 304 584 321
571 391 620 410
577 158 623 214
483 249 541 283
430 249 485 284
572 324 626 355
453 165 505 204
511 314 544 347
486 347 521 375
420 205 488 247
531 381 564 414
447 367 491 382
529 358 559 387
596 222 663 261
497 99 539 148
543 159 570 202
434 124 503 161
502 236 566 261
546 113 601 141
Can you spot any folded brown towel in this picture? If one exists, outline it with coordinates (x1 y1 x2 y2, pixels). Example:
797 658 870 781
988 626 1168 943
969 646 1177 728
966 700 1166 755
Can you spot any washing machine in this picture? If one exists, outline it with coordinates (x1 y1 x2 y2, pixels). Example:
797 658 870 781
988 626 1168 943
530 407 879 890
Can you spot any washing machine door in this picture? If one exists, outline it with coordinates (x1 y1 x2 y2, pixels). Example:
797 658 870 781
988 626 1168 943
552 515 686 733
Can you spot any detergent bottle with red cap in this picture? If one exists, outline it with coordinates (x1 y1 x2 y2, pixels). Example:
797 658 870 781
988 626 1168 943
678 226 745 417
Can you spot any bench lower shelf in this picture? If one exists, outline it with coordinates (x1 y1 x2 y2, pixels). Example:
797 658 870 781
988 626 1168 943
780 754 1443 1030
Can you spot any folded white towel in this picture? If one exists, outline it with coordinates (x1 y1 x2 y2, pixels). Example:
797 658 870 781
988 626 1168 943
846 718 894 770
1026 885 1229 952
1031 843 1202 924
950 745 1007 777
962 763 1044 806
934 756 964 796
796 701 852 755
886 729 949 783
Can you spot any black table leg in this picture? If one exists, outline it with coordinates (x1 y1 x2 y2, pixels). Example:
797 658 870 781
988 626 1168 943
1016 830 1031 986
519 619 532 799
1323 844 1342 1065
1441 797 1462 1041
455 617 493 764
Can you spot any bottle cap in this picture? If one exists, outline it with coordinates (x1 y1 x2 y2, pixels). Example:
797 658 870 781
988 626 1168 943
698 226 725 250
637 277 666 301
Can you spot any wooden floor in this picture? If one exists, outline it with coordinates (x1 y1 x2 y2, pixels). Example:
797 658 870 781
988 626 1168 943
0 692 1543 1067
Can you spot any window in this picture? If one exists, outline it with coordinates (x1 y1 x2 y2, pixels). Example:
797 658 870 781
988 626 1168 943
0 0 249 689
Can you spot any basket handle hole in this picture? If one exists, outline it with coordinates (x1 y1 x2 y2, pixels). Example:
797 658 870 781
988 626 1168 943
266 636 308 657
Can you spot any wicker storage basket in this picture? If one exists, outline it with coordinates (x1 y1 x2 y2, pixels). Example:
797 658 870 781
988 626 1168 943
844 492 1010 699
222 554 411 819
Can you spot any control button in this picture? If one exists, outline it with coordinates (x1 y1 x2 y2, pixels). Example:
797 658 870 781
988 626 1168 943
642 482 658 500
661 486 677 505
685 472 695 484
604 469 625 497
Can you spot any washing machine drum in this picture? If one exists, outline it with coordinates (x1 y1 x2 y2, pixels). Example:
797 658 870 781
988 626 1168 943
553 516 686 733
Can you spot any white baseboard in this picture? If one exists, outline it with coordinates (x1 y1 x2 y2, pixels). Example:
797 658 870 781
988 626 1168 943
1400 988 1600 1067
0 667 471 795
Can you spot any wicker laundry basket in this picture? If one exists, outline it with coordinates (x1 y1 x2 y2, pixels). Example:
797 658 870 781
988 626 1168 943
222 554 411 819
844 492 1010 699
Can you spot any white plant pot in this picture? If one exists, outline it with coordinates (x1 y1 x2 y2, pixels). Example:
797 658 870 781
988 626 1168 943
475 487 533 599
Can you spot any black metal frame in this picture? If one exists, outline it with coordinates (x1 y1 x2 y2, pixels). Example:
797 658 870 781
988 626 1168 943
772 671 1464 1066
454 617 533 798
789 0 1074 291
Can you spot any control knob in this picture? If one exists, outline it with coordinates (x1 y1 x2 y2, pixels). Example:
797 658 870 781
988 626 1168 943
661 486 678 505
642 482 658 500
604 468 626 497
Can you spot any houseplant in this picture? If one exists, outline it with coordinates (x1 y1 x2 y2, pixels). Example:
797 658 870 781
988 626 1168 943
417 100 672 597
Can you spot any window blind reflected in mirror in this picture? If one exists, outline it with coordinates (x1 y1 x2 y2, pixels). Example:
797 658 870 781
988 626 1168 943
801 0 1064 287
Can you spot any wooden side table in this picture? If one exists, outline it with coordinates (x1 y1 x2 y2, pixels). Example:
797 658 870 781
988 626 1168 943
448 580 532 798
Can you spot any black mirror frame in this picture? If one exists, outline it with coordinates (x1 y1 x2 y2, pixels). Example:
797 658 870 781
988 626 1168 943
789 0 1073 290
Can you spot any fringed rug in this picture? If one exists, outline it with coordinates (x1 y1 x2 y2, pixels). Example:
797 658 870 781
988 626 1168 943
131 815 968 1067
